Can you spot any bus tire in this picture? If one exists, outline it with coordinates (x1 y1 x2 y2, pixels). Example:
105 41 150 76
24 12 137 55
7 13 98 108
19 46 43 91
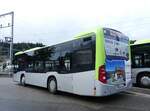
137 73 150 87
20 75 26 86
47 77 57 94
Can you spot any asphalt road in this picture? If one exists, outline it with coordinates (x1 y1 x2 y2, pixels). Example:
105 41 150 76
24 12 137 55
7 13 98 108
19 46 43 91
0 77 150 111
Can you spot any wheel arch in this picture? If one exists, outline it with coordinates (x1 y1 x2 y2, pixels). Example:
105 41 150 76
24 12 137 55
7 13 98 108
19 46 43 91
136 71 150 83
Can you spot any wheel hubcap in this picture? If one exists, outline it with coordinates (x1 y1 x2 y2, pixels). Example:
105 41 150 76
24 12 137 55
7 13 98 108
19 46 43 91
141 76 150 86
22 77 25 85
50 80 56 92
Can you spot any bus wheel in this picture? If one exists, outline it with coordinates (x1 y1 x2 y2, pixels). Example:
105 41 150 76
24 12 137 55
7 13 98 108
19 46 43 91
21 76 26 86
138 73 150 87
48 77 57 94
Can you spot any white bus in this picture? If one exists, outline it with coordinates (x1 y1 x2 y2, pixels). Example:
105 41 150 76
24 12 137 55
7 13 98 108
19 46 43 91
13 27 132 96
131 40 150 87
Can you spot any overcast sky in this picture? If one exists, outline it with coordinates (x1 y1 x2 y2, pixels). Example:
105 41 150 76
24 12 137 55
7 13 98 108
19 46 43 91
0 0 150 45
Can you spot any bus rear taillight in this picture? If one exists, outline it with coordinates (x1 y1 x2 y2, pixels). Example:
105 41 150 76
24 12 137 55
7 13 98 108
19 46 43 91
98 65 107 84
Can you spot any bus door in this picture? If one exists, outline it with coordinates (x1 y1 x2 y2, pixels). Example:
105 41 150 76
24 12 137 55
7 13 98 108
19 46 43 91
57 54 73 93
25 61 46 87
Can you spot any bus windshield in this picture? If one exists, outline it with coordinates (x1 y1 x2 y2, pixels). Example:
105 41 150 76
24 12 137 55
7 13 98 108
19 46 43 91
104 28 129 60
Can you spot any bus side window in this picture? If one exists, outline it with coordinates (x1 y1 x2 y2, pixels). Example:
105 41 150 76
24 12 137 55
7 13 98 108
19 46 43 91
26 62 34 72
144 53 150 67
70 36 95 73
131 44 150 68
132 55 143 68
45 36 95 73
34 61 45 73
57 43 72 74
72 49 93 72
45 61 55 72
58 55 71 73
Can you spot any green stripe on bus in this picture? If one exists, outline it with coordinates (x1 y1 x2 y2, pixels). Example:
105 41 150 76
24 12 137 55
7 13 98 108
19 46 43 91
131 39 150 46
95 28 105 80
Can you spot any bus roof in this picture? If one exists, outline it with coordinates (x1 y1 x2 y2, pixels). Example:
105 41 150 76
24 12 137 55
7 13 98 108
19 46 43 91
75 27 125 39
131 39 150 46
75 27 102 39
15 47 44 56
15 27 123 56
14 28 100 56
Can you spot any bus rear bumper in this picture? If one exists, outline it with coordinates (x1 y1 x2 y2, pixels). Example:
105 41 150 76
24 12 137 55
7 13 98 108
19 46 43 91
95 80 132 96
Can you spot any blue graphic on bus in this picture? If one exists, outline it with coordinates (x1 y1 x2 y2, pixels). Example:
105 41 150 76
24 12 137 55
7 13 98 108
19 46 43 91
105 59 126 85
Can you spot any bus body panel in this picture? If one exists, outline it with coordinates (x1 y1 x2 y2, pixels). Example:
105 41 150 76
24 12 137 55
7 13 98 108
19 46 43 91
95 28 105 80
95 79 132 96
21 72 73 92
26 73 44 87
56 73 73 93
132 68 150 84
13 71 25 82
14 71 95 96
73 70 95 96
125 61 132 85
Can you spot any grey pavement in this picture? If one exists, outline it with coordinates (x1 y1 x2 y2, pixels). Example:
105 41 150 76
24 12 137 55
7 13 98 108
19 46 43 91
0 77 150 111
129 86 150 95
